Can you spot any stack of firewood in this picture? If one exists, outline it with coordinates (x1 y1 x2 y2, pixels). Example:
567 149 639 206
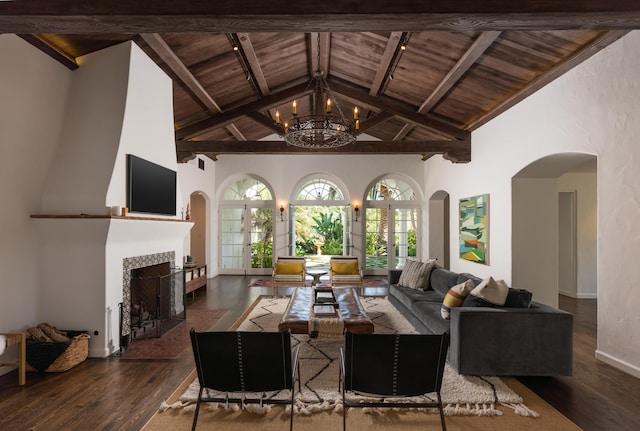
26 323 70 343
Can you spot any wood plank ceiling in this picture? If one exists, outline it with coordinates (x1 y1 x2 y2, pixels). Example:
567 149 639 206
1 1 638 163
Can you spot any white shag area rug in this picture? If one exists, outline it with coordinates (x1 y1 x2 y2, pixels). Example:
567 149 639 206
162 296 539 418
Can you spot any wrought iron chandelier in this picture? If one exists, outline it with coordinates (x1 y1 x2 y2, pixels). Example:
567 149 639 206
276 35 359 149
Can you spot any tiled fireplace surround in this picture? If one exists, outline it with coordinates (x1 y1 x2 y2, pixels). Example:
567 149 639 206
121 251 176 340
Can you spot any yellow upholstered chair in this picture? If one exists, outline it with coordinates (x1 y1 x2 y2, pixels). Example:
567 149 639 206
329 256 364 288
272 256 307 289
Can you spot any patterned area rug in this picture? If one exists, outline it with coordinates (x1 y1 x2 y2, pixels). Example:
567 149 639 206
249 279 388 288
162 296 538 417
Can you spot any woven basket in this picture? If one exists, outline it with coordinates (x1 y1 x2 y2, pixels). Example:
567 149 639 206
26 331 90 372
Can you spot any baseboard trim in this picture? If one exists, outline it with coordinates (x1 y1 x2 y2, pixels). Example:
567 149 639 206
559 291 598 299
89 347 112 358
595 349 640 379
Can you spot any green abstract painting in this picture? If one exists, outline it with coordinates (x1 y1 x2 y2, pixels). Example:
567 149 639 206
459 194 489 264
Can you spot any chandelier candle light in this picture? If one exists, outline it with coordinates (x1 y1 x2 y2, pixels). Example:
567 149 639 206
275 35 358 149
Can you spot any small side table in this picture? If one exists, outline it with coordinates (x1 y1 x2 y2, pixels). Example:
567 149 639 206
307 270 328 287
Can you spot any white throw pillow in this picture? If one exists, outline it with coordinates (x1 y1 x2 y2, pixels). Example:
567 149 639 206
468 276 509 306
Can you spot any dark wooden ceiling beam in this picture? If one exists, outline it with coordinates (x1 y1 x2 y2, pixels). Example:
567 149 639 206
3 1 640 33
468 30 629 130
236 33 270 96
141 33 251 141
245 111 282 134
394 124 414 141
328 79 470 140
176 138 470 158
320 33 331 77
369 31 403 96
358 112 395 134
175 81 315 139
140 33 221 113
419 31 501 113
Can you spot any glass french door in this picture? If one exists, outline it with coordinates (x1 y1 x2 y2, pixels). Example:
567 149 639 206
287 204 352 269
365 206 418 274
220 205 274 275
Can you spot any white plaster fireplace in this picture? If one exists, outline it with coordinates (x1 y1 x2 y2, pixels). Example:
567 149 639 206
30 41 193 358
32 217 192 357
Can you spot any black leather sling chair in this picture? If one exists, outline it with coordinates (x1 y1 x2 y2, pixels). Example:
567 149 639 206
190 329 300 431
340 332 449 431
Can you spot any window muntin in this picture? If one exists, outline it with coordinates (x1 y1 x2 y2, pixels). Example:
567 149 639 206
224 178 273 201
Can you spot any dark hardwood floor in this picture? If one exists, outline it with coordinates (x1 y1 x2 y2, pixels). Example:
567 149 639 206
0 276 638 430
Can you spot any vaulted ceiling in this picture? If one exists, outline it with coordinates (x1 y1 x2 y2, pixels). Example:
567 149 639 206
2 1 639 163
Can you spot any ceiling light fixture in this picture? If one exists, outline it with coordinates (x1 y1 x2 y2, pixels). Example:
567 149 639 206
275 34 358 149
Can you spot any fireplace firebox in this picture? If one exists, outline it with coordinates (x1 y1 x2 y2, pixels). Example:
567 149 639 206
129 262 185 340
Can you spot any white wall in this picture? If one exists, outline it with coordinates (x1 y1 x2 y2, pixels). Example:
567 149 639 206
41 43 130 214
512 178 560 307
424 31 640 377
35 42 193 357
212 154 425 264
0 35 72 372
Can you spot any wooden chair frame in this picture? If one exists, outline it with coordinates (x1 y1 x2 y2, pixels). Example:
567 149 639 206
0 332 26 386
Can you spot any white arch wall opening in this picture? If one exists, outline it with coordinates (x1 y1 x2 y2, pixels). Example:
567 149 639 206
512 153 597 307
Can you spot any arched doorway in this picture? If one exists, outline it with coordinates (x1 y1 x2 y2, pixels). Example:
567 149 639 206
219 175 275 275
428 190 450 269
188 191 208 269
363 176 421 275
512 153 597 307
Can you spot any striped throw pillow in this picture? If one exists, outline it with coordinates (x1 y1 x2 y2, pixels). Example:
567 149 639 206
398 258 435 291
441 279 475 319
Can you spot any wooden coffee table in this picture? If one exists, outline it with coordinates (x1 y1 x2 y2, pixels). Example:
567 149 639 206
278 286 374 334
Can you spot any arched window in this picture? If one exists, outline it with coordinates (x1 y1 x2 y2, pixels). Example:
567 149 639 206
366 178 416 201
224 177 273 201
296 179 344 201
288 178 350 260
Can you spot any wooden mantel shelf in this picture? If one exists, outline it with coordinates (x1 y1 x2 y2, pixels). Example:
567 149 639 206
30 214 193 223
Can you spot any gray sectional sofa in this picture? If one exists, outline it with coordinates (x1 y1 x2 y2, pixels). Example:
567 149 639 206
388 266 574 376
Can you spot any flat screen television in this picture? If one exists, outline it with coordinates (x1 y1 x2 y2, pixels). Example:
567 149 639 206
127 154 177 216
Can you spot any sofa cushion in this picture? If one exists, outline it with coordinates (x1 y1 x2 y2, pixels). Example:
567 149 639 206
504 288 533 308
441 279 475 319
331 260 359 275
389 284 445 311
275 261 304 275
429 267 460 296
398 258 435 290
463 287 533 308
411 301 451 334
